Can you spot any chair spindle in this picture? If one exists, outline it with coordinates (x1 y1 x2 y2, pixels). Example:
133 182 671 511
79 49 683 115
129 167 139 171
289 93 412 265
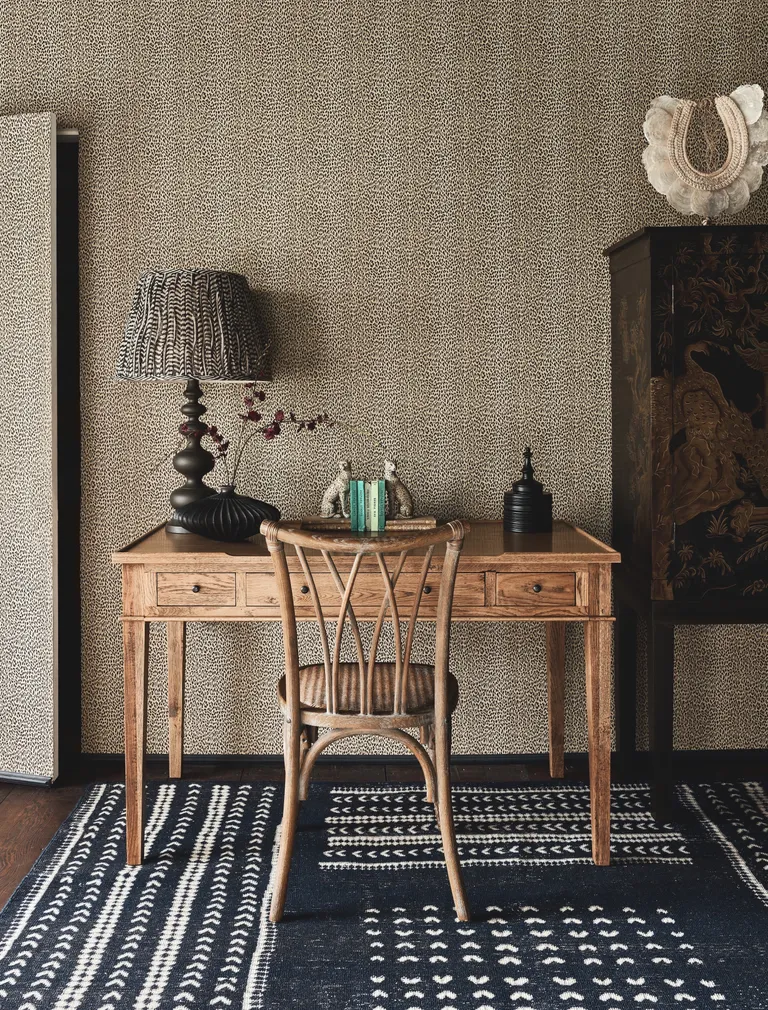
295 546 332 714
367 551 407 714
401 544 435 713
375 552 403 714
326 551 364 715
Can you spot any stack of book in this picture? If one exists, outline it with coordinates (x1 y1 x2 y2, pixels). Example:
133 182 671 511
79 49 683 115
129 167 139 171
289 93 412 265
350 479 386 532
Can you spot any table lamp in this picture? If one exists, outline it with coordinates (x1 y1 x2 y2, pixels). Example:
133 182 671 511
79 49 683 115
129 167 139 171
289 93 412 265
117 268 269 531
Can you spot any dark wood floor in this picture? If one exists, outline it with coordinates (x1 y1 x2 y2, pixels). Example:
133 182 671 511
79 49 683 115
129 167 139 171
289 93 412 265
2 751 767 913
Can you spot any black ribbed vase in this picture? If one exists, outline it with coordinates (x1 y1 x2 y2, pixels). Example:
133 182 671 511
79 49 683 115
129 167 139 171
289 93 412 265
176 485 280 541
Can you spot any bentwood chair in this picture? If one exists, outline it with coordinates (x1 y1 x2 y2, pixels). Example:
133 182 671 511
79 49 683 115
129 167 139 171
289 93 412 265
261 519 470 922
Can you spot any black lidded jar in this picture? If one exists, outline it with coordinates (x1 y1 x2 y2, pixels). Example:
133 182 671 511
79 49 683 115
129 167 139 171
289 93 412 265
503 447 553 534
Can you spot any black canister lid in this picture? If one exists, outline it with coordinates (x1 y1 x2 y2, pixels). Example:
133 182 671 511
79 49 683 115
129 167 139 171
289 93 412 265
511 446 544 496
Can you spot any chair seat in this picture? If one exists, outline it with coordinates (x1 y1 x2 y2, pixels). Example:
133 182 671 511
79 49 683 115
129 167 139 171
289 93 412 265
278 662 459 716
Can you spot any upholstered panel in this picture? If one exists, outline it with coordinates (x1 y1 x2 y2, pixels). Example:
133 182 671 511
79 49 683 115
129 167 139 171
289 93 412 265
0 113 56 778
1 4 766 757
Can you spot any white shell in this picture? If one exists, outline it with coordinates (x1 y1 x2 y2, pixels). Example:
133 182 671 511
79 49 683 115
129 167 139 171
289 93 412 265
651 95 680 115
749 113 768 144
708 189 729 216
690 188 727 218
643 107 672 144
741 161 763 193
730 84 765 126
724 177 750 214
748 114 768 165
642 145 676 194
667 179 695 215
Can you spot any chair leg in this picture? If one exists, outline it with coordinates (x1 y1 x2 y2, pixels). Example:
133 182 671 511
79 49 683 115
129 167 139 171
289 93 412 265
434 714 470 921
298 725 318 801
421 724 436 804
270 717 302 923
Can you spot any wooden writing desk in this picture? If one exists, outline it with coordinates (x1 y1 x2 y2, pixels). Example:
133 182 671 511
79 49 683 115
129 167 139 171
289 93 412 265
112 520 619 867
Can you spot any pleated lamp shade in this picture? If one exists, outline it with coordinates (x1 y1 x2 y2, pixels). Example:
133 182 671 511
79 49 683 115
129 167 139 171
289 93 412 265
117 268 269 381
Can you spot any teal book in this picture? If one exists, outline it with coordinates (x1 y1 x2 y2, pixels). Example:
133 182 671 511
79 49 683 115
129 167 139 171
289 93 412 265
357 480 367 531
350 479 359 531
371 480 380 532
364 481 373 531
378 479 386 529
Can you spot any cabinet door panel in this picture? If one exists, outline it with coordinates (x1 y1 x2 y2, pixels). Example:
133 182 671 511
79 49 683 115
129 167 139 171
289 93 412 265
670 229 768 600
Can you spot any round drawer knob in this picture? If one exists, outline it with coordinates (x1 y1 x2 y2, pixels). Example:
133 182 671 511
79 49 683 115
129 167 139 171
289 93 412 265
191 585 201 593
532 583 542 593
423 585 432 595
300 585 310 594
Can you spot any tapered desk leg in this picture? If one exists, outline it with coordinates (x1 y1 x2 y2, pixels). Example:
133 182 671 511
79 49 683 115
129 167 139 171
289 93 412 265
168 622 186 779
124 620 148 865
614 598 637 780
585 619 611 865
546 622 566 778
649 615 674 823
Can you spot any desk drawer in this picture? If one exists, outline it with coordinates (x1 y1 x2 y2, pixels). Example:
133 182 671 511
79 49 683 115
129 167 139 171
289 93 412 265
496 572 576 607
245 572 485 613
156 572 236 607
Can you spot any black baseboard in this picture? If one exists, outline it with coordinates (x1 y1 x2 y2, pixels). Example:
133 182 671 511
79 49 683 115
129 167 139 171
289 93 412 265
0 770 54 786
81 752 553 766
78 748 768 769
630 748 768 773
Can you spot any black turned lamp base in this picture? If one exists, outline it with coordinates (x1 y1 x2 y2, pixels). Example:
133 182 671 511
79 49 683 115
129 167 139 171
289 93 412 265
167 377 216 533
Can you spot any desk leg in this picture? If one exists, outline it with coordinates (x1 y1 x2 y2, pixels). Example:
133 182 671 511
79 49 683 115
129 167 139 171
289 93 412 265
546 623 565 778
124 620 148 865
168 622 186 779
585 619 611 866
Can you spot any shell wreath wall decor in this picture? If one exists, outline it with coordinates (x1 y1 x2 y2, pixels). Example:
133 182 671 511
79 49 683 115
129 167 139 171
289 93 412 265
642 84 768 219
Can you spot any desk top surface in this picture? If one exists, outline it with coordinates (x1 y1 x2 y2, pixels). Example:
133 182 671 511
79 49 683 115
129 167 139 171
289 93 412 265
113 520 620 566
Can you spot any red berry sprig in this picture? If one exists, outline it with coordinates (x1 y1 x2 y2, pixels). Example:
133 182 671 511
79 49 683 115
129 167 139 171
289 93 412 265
194 383 333 483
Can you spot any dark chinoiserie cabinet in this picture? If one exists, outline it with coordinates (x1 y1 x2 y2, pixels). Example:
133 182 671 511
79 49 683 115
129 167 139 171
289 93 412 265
606 226 768 817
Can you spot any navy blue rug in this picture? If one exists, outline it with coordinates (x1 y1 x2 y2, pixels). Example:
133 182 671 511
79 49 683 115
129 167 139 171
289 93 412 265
1 781 767 1009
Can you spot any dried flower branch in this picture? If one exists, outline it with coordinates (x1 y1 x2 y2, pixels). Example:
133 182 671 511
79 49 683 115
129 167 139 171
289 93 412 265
181 383 333 485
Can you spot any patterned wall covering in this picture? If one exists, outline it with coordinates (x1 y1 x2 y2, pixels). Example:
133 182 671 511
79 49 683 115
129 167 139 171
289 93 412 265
0 113 56 778
2 3 767 759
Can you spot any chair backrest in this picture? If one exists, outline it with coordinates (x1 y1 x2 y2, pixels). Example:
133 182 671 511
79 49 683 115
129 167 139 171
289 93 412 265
260 520 468 717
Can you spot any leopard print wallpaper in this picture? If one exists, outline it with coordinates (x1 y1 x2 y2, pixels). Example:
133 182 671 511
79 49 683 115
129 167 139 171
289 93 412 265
1 2 767 763
0 113 56 778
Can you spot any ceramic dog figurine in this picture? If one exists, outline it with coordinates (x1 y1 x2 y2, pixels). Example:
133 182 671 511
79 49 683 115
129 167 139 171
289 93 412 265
384 459 413 518
320 461 352 518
